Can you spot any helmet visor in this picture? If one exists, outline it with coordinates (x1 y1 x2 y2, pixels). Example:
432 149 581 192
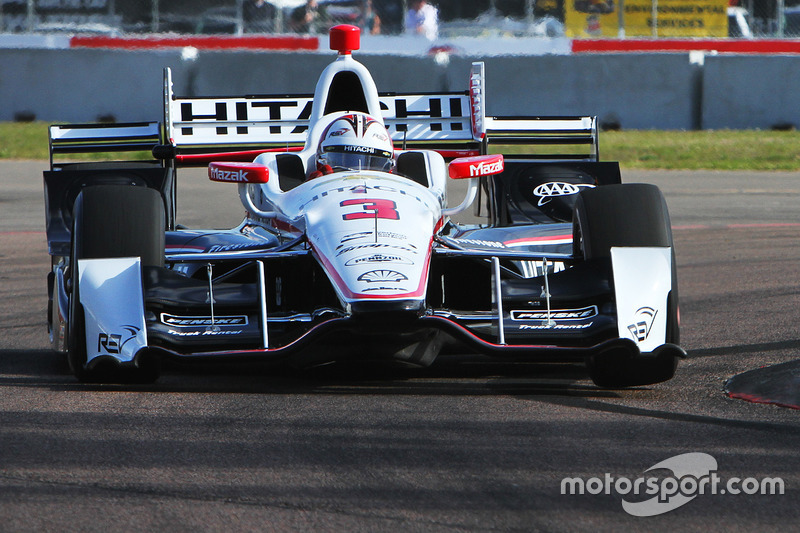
321 145 394 172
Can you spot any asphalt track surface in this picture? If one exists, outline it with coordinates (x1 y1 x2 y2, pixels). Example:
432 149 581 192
1 161 799 531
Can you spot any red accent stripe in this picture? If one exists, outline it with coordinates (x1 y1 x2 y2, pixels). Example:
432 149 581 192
175 147 303 166
70 35 319 51
728 222 800 229
270 218 302 234
572 39 800 55
673 222 800 230
430 315 557 349
435 149 481 159
504 234 572 246
727 392 800 410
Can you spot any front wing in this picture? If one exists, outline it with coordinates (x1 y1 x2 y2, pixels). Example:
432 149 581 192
67 241 681 370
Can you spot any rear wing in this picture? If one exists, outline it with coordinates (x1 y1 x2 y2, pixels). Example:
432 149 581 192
162 67 480 159
160 64 599 164
483 115 599 162
44 63 600 168
48 122 161 169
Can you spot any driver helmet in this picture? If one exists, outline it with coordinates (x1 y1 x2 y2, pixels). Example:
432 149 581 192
317 113 394 172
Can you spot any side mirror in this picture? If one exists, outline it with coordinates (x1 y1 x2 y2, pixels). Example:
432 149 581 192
448 154 504 179
442 154 504 217
209 162 269 184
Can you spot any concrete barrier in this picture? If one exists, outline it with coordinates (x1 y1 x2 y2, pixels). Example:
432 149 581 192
702 55 800 130
457 54 698 130
0 48 187 123
0 48 456 123
0 47 795 130
193 52 698 129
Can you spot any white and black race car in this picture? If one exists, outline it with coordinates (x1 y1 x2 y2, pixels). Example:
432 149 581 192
44 25 684 386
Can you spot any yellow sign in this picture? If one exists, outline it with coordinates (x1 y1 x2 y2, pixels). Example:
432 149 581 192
566 0 620 37
565 0 728 38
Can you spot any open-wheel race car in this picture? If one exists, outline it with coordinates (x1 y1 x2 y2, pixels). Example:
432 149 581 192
44 25 684 386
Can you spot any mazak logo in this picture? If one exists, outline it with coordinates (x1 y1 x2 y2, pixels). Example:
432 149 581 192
210 167 250 182
97 325 141 355
533 182 594 206
561 453 784 517
628 306 657 342
470 160 503 176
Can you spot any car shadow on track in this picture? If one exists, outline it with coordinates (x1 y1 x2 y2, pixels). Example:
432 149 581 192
0 349 73 385
539 392 800 434
0 349 624 399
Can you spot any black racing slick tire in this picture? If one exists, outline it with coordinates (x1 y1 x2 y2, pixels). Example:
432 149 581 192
572 183 673 260
67 185 164 383
572 183 681 387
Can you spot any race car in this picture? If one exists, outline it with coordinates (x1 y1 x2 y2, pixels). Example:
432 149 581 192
44 24 684 386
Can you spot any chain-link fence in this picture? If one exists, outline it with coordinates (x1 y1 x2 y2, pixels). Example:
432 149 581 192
1 0 799 38
0 0 403 35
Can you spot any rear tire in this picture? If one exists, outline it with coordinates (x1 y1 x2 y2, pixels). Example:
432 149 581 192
67 185 164 383
573 184 680 387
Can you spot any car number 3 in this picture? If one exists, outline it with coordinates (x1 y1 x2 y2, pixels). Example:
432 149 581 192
340 198 400 220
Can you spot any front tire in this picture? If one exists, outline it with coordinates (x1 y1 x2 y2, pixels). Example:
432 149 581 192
67 185 164 383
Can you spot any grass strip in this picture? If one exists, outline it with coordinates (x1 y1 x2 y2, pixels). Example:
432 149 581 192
3 122 799 170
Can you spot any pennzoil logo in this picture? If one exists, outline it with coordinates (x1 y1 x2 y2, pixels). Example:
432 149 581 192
628 307 657 342
511 306 598 321
161 314 249 328
345 253 413 266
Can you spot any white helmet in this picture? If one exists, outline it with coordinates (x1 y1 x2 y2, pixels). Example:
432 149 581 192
317 113 394 172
